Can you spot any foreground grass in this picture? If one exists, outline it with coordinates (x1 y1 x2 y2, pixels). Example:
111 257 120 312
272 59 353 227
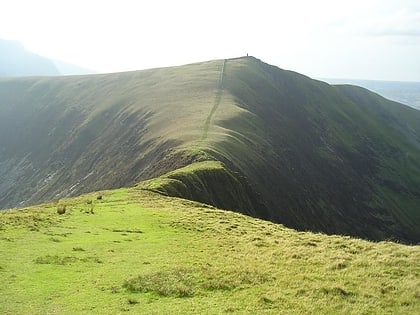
0 188 419 314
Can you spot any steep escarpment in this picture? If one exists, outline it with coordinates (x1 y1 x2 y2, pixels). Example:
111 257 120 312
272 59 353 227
202 57 420 242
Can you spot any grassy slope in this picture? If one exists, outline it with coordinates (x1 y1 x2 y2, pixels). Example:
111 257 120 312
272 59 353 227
0 60 224 208
0 189 419 314
137 161 259 216
1 56 420 243
201 57 420 242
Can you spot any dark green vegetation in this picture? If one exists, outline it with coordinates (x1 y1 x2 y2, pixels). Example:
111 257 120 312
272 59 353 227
1 189 419 314
324 78 420 110
1 56 420 243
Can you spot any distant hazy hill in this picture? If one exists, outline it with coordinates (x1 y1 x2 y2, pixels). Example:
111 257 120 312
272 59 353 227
0 39 93 76
0 39 59 76
52 59 94 76
324 78 420 110
0 57 419 243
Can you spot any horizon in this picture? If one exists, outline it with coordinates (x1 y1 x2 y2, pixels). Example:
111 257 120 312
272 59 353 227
3 46 420 84
1 0 420 81
2 40 420 84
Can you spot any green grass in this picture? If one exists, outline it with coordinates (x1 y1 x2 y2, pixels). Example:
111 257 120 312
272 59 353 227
1 188 419 314
205 57 420 242
1 56 420 243
0 59 224 209
137 161 257 216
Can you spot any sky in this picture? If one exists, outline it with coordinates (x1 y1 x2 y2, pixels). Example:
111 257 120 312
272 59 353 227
1 0 420 81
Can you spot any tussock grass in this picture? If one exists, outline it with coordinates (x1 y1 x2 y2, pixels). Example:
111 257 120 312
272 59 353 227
56 204 66 215
124 266 270 297
34 254 102 265
34 255 79 265
124 268 196 297
0 188 419 314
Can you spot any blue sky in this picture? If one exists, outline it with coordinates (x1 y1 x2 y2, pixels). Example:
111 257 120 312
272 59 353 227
1 0 420 81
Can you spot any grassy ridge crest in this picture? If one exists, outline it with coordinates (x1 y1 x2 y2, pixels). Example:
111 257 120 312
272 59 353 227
138 161 259 216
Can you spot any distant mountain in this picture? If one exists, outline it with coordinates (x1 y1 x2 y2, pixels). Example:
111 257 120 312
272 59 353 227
323 78 420 110
0 57 419 243
53 59 95 76
0 39 59 76
0 39 93 76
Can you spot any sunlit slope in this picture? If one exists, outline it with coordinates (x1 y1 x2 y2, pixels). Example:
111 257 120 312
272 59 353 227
0 60 225 208
0 189 419 314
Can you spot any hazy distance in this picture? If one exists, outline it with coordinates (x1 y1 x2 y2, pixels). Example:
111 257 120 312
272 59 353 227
1 0 420 81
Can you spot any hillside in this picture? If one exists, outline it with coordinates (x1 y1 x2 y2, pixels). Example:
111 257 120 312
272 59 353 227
1 188 419 314
0 57 419 243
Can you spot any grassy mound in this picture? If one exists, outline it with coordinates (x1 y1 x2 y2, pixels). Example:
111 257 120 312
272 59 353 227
0 188 419 314
138 161 262 217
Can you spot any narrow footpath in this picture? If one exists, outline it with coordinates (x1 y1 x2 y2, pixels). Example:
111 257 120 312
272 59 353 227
199 59 226 142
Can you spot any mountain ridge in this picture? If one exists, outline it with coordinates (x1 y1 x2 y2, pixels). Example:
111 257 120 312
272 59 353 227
0 56 419 243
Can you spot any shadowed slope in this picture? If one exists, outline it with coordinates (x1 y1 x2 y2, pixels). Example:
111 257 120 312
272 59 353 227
200 57 420 242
